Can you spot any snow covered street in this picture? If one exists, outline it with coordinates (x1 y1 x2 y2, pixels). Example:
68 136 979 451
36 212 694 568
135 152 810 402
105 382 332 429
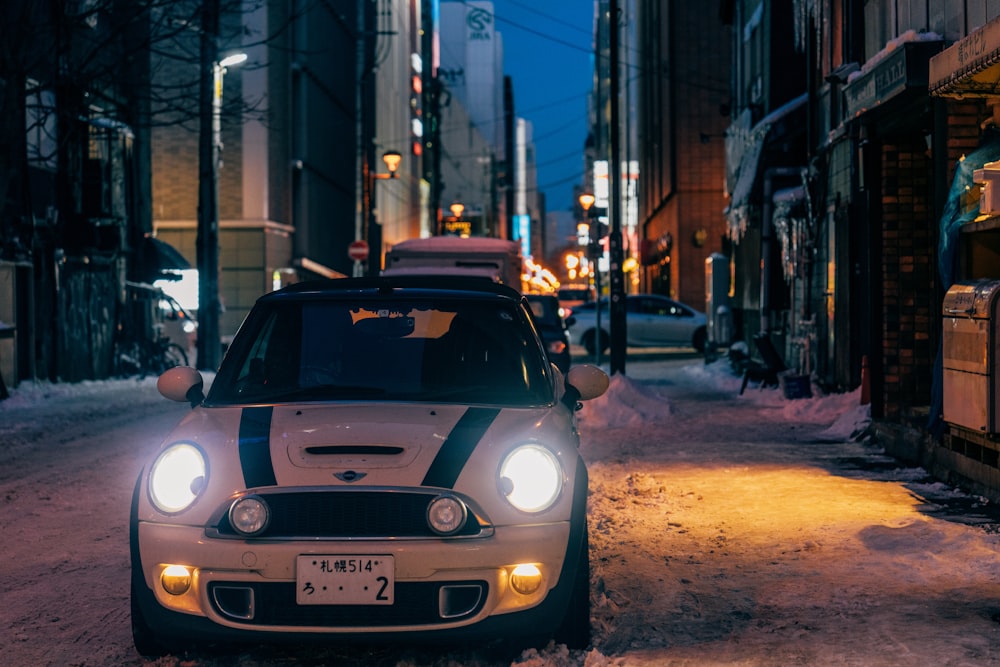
2 355 999 666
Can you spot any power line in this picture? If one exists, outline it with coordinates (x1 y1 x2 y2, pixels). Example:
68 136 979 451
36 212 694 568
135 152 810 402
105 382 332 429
502 0 593 39
455 0 593 55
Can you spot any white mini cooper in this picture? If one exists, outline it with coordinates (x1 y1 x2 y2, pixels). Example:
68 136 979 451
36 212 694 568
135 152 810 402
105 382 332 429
130 276 609 656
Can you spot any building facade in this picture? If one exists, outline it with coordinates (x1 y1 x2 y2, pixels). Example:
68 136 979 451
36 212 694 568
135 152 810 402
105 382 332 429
719 0 1000 501
636 0 733 312
151 0 430 346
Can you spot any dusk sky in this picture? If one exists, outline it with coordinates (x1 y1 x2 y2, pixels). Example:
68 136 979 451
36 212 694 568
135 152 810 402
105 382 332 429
489 0 595 214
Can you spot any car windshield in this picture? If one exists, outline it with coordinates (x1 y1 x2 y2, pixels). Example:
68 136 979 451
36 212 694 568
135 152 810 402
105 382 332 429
207 295 553 406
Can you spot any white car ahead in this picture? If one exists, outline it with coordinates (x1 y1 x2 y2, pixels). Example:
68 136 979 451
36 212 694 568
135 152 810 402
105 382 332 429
130 276 608 657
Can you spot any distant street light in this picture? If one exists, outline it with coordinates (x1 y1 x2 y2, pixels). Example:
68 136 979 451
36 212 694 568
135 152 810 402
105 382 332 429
218 52 248 69
363 150 401 275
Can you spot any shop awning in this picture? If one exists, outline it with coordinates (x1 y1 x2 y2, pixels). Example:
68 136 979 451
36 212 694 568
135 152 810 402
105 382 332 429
930 16 1000 98
844 38 943 116
293 256 348 279
137 235 190 283
725 93 807 239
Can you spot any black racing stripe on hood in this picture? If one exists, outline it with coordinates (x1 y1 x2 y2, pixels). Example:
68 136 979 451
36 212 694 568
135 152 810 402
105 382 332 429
239 406 276 488
421 407 501 488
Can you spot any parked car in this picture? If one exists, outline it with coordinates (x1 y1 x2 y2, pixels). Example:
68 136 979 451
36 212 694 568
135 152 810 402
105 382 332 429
525 293 575 372
130 276 609 657
567 293 708 355
556 284 594 317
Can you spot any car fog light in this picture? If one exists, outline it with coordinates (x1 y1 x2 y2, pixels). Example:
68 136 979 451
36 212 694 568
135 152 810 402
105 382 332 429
509 563 542 595
427 494 467 535
161 565 193 595
229 496 270 536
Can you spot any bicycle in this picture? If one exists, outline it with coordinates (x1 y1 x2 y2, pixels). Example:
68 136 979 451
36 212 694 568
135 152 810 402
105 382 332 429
115 332 188 378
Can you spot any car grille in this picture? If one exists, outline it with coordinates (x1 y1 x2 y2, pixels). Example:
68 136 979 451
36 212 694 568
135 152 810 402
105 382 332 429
208 581 489 627
212 490 489 539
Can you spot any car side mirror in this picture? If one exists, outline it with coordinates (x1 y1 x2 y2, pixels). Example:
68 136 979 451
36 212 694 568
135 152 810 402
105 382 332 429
561 363 609 409
566 363 609 400
157 366 205 407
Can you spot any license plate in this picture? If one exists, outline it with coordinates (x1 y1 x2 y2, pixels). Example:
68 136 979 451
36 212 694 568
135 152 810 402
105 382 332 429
295 555 394 605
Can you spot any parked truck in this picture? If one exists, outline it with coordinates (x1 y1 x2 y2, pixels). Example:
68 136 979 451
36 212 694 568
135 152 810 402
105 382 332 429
381 236 525 290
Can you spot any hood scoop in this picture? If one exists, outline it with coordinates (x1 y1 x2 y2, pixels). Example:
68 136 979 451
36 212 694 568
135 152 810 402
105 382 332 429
304 445 404 456
289 443 419 469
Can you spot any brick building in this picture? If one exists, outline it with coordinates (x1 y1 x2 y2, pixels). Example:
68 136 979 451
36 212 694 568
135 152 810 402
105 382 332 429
635 0 733 310
720 0 1000 501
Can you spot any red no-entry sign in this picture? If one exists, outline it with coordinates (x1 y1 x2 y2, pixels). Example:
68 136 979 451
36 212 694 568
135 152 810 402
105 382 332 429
348 240 369 261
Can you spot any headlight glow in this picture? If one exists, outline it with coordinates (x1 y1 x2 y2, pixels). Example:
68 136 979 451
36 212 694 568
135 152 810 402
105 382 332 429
148 443 207 513
498 444 563 512
509 563 543 595
160 565 193 595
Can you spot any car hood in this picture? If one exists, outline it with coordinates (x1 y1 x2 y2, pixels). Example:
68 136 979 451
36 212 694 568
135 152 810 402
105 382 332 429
156 401 576 495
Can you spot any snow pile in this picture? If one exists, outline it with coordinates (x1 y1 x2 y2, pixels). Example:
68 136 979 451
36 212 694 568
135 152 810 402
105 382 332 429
576 357 872 441
0 376 158 409
576 373 673 428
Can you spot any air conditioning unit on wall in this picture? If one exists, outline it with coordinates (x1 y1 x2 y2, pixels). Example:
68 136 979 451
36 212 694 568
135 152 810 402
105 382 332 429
973 161 1000 216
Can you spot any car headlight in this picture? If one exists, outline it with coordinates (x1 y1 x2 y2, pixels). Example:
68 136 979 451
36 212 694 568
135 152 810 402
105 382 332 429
148 443 207 513
498 444 563 513
229 495 270 536
427 494 468 535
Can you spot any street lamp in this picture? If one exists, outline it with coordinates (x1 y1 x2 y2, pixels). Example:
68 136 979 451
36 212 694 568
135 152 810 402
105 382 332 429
197 46 246 372
213 53 247 170
364 150 401 275
442 201 471 237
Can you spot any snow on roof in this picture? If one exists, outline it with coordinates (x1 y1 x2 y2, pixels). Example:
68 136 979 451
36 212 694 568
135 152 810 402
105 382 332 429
388 236 520 254
379 266 502 280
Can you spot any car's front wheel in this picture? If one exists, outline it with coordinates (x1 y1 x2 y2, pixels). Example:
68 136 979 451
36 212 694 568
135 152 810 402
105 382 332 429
552 523 591 649
131 576 169 658
582 329 609 356
692 326 707 353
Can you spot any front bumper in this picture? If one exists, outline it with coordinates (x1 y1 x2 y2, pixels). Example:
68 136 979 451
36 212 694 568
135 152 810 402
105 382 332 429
133 520 576 639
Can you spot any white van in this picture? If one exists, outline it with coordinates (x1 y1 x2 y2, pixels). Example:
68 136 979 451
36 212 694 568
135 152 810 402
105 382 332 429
382 236 525 290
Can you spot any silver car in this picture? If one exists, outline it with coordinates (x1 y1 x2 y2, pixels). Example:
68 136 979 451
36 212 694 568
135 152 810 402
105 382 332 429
567 294 708 354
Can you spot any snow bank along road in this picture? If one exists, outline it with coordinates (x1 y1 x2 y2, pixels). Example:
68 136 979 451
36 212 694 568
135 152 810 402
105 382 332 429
1 358 999 666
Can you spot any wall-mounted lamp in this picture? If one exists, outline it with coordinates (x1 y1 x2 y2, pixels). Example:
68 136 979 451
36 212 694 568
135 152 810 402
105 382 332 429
374 150 402 180
364 149 401 276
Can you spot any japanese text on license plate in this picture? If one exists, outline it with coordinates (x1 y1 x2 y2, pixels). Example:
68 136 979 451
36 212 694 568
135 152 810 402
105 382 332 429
296 555 394 605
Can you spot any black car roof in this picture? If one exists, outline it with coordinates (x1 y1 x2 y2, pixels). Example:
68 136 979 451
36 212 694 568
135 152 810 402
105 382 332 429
260 275 523 302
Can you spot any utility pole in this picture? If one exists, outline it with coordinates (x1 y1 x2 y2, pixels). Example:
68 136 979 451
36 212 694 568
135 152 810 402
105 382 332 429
607 0 627 375
196 0 221 371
